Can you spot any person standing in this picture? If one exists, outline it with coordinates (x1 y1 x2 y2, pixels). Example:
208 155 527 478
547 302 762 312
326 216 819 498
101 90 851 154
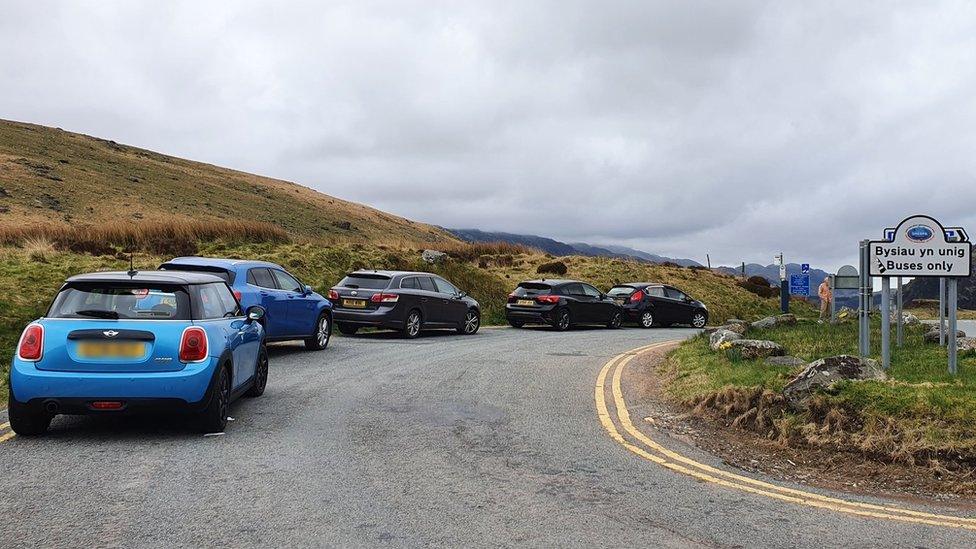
818 277 833 322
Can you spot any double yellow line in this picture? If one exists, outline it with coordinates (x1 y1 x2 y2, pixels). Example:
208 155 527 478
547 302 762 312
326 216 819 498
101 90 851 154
0 421 13 443
595 341 976 531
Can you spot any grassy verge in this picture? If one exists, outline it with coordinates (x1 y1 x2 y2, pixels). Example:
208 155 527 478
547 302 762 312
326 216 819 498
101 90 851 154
664 319 976 467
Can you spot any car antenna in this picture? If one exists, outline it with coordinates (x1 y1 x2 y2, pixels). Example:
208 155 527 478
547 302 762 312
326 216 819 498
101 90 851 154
127 253 138 278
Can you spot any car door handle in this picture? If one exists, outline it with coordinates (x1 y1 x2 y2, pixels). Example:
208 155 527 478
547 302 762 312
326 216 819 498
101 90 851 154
421 298 429 303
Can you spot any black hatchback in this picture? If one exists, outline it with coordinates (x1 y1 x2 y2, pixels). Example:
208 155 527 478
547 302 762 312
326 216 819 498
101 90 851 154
329 271 481 338
606 283 708 328
505 279 623 331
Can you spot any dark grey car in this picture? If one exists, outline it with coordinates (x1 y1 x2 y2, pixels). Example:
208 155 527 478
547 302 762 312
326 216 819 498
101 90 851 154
329 271 481 338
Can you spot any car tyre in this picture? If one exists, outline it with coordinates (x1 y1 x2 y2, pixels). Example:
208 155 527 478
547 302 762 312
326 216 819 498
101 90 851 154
305 312 332 350
7 390 51 436
245 346 269 398
508 319 525 329
639 310 655 329
337 323 359 336
197 365 230 433
404 309 422 339
458 309 480 335
692 311 708 329
607 310 622 329
552 308 571 331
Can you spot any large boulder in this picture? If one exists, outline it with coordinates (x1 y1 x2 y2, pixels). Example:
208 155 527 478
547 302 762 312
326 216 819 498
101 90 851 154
728 339 785 359
902 313 920 326
956 337 976 355
750 314 796 330
709 329 742 351
764 356 806 368
724 319 749 335
782 355 886 410
923 329 966 344
421 249 448 264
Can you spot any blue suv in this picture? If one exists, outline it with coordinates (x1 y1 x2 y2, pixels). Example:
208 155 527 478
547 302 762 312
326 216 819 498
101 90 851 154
8 270 268 435
159 257 333 350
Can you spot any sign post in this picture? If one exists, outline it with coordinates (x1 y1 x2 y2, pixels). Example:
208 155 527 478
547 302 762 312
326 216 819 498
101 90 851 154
858 240 871 357
939 278 946 346
775 253 788 313
870 215 971 375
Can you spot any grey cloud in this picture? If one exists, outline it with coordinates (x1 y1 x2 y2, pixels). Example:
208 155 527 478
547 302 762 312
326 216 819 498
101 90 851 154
3 1 976 272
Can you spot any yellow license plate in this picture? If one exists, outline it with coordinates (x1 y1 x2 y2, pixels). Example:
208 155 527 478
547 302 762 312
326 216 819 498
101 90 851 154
77 341 146 358
516 299 536 306
343 299 367 309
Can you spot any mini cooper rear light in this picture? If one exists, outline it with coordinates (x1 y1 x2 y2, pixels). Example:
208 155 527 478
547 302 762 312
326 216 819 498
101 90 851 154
91 401 124 410
629 291 643 303
328 289 340 300
179 327 208 363
17 324 44 361
536 295 560 304
370 293 399 303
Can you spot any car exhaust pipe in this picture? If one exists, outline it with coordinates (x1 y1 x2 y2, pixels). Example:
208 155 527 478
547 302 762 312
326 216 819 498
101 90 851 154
43 399 60 415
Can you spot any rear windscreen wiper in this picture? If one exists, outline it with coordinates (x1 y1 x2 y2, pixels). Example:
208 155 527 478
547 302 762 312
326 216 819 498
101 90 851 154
73 309 120 319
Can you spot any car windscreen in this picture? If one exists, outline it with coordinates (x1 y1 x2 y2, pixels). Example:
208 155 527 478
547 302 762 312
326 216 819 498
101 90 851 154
512 282 551 297
607 286 637 297
338 274 391 290
47 283 191 320
158 263 234 284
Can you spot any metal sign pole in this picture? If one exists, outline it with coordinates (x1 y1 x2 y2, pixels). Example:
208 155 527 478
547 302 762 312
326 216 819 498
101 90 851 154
939 278 946 346
896 277 903 347
949 278 958 375
859 240 870 357
881 277 891 370
829 275 837 323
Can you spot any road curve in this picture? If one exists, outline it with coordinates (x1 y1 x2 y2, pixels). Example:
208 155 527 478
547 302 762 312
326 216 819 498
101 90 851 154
1 327 974 548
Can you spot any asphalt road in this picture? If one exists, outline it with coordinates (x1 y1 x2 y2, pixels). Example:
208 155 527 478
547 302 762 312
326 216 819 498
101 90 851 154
1 326 974 548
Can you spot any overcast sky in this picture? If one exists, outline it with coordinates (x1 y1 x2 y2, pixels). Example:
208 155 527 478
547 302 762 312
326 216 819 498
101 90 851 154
3 1 976 270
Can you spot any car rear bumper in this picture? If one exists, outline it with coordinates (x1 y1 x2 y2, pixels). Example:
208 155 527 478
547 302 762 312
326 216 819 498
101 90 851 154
505 305 556 325
9 356 219 407
333 307 404 329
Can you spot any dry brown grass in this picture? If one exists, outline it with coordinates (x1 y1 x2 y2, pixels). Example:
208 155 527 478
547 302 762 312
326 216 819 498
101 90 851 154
0 220 289 256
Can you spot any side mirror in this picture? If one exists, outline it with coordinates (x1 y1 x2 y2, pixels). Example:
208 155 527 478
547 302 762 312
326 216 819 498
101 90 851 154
458 291 467 299
303 285 313 296
600 293 607 300
246 305 266 323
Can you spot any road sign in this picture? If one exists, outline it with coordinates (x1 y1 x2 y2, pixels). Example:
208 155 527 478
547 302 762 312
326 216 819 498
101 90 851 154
801 263 810 274
834 265 859 289
869 215 971 278
884 225 969 243
789 274 810 296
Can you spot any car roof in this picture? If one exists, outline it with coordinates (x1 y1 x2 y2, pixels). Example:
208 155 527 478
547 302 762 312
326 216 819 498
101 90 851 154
346 270 438 278
162 256 281 270
614 282 665 288
66 270 226 285
518 279 579 286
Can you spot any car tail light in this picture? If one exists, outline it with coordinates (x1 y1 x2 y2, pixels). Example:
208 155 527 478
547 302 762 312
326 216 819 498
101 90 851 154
179 327 208 363
370 293 400 303
91 401 124 410
629 291 643 303
17 324 43 361
328 289 339 300
536 295 560 304
233 290 243 303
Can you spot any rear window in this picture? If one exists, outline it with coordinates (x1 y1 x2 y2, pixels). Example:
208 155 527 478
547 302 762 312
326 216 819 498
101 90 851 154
48 283 190 320
338 274 391 290
512 282 552 297
608 286 637 297
158 263 234 284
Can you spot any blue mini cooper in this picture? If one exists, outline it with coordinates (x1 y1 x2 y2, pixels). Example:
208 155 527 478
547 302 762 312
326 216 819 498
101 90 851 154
159 257 333 350
8 270 268 436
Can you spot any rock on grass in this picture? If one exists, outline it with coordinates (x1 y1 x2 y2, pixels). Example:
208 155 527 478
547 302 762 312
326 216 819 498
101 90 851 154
727 339 785 360
782 355 886 411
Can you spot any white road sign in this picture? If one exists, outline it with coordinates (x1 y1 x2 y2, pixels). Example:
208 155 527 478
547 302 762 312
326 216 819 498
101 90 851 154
870 215 971 278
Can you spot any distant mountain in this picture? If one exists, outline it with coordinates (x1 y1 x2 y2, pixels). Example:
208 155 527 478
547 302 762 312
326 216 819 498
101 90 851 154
447 229 702 266
903 246 976 309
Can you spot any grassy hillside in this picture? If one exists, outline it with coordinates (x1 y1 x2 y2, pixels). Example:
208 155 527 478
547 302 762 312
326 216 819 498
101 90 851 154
0 119 456 245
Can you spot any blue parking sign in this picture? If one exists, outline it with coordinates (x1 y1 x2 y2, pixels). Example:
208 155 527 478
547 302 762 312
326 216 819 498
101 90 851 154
790 274 810 296
801 263 810 274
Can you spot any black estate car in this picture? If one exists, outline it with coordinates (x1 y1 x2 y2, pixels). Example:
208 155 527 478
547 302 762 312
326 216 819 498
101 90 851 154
606 283 708 328
329 271 480 338
505 279 623 330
